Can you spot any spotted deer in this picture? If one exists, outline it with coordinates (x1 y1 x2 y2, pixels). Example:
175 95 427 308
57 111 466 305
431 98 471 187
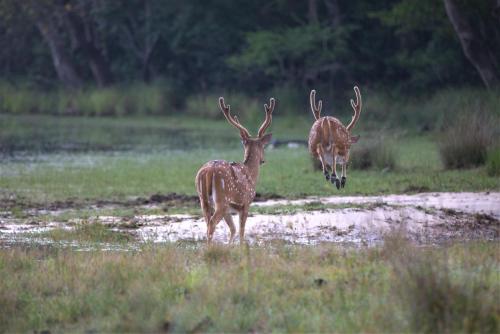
308 86 362 189
195 97 275 243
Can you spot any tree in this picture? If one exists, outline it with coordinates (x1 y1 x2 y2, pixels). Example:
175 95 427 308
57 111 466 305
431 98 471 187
63 0 114 87
443 0 499 88
30 1 83 89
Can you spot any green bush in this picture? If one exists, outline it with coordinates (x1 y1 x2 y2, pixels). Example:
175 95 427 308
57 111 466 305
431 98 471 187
350 136 397 170
439 113 495 169
486 147 500 176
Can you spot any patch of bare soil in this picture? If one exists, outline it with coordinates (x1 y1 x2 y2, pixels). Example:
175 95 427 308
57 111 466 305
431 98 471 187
1 192 499 247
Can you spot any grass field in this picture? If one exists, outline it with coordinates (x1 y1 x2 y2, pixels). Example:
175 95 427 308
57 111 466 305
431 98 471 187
0 236 498 333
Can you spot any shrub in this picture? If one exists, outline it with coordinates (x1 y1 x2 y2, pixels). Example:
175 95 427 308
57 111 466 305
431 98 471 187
486 147 500 176
439 113 495 169
350 136 397 170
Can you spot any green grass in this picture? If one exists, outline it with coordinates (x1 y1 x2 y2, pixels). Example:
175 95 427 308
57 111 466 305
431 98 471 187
38 223 133 244
1 138 499 205
487 147 500 177
1 112 499 207
0 239 497 332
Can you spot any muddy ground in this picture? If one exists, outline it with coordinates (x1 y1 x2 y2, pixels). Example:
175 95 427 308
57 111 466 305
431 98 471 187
1 192 499 247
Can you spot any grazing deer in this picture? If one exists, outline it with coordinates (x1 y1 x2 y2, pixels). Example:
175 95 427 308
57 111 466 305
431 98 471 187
308 86 362 189
195 97 275 243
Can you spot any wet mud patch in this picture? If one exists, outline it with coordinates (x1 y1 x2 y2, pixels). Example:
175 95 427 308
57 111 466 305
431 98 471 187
1 192 499 248
1 192 200 211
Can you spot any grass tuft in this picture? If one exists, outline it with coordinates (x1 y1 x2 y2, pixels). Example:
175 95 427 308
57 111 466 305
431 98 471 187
203 245 233 264
351 136 397 170
42 223 133 243
439 113 496 169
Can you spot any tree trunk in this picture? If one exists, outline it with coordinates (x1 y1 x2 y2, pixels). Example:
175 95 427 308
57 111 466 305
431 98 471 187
308 0 318 24
35 20 83 89
443 0 499 88
324 0 341 28
64 7 113 87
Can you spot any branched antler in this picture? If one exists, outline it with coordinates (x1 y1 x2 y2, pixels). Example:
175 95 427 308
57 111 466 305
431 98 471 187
257 98 275 138
346 86 362 132
310 90 322 120
219 97 250 139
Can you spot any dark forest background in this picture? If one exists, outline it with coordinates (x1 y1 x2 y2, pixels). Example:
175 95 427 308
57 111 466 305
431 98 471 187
1 0 499 99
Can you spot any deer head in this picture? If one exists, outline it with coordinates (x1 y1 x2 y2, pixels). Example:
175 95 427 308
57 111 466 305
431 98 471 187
219 97 274 167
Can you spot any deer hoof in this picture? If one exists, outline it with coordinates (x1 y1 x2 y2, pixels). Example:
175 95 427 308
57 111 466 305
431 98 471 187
341 177 346 188
324 171 330 180
333 178 341 189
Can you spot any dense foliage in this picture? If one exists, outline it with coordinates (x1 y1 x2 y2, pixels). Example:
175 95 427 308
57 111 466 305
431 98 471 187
1 0 498 95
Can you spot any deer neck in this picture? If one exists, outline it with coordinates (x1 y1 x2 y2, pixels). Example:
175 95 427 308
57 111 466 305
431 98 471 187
243 153 261 185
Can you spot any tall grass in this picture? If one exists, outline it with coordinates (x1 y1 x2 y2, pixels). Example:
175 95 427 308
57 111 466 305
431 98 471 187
2 82 498 130
486 147 500 176
0 239 497 332
384 235 499 333
439 112 496 169
0 82 173 116
365 87 500 131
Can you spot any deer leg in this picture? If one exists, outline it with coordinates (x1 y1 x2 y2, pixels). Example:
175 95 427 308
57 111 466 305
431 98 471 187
316 145 330 180
207 209 224 243
330 148 341 190
341 164 347 188
238 207 249 245
198 173 214 233
331 162 341 189
207 172 226 243
224 213 236 244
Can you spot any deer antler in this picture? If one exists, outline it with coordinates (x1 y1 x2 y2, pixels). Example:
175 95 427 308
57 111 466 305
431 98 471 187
310 90 322 120
346 86 362 132
257 97 275 138
219 97 250 139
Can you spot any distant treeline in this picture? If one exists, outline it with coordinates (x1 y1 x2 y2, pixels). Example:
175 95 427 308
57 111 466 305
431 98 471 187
0 0 499 94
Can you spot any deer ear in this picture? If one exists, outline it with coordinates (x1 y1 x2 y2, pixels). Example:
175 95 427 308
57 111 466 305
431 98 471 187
260 133 272 146
350 135 360 144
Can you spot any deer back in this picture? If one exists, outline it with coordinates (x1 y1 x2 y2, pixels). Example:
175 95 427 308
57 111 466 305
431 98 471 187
196 160 255 208
308 116 350 156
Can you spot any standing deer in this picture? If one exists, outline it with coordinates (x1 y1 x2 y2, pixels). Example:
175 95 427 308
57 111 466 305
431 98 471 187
308 86 362 189
195 96 275 243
